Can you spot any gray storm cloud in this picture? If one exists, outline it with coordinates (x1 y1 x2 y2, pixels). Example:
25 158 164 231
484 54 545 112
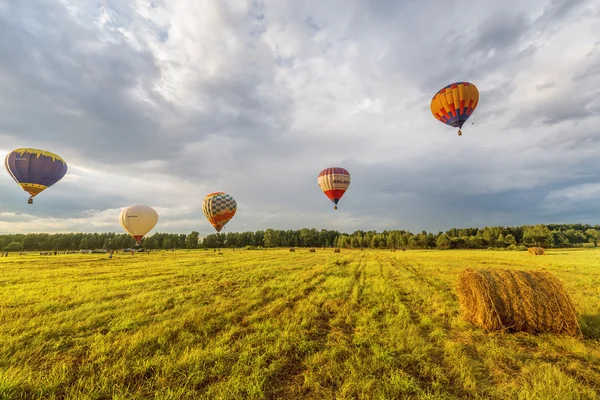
0 0 599 235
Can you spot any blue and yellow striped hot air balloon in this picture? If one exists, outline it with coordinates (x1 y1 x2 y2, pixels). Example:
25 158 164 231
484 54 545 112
430 82 479 136
4 148 68 204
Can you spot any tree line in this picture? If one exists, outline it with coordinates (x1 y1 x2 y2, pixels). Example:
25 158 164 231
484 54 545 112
1 223 599 252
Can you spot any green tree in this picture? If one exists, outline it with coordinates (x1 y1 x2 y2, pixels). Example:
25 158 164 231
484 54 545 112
408 236 419 249
436 234 451 249
144 237 157 249
585 229 600 247
57 235 71 251
417 231 429 249
3 242 24 252
468 236 485 249
386 234 395 249
451 237 467 249
399 234 409 250
496 233 507 248
565 229 587 246
505 234 517 246
186 231 200 249
299 229 311 247
370 235 379 249
23 235 38 251
264 229 280 248
522 225 552 247
253 231 264 247
203 235 218 248
482 227 495 246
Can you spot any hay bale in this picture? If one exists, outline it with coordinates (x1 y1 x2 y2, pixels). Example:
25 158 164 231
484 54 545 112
309 248 316 253
528 247 546 255
334 248 341 253
456 268 581 336
289 247 295 252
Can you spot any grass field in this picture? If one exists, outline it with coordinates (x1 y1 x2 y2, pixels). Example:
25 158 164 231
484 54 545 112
1 248 599 399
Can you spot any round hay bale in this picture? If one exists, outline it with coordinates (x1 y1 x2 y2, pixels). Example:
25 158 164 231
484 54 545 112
528 247 546 255
456 268 581 336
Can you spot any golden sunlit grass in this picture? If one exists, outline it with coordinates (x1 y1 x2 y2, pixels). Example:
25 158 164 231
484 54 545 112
1 248 599 399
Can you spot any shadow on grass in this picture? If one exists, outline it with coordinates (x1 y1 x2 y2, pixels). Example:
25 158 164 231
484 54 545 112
580 314 600 339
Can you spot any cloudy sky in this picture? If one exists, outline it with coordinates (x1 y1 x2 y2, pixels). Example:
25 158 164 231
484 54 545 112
1 0 599 236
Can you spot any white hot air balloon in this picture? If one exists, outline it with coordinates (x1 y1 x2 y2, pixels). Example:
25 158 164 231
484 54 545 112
119 205 159 246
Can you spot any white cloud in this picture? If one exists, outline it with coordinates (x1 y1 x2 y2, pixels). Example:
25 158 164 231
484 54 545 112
542 183 600 212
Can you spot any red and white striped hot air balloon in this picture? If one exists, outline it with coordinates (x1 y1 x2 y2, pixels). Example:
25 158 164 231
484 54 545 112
318 167 351 210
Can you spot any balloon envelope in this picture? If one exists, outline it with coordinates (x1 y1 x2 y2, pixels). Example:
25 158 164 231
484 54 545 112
119 205 158 244
430 82 479 135
202 192 237 233
318 167 350 209
4 148 68 202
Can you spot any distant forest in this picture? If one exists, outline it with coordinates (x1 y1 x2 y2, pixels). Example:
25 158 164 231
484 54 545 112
1 224 599 252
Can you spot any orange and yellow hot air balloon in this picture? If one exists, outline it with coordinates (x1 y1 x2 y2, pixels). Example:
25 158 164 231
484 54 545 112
318 167 351 210
202 192 237 233
430 82 479 136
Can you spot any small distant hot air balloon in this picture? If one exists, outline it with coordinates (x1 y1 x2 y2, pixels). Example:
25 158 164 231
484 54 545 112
119 205 159 246
4 148 68 204
202 192 237 233
318 167 351 210
430 82 479 136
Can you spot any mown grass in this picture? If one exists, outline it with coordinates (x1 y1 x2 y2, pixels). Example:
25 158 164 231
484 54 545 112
0 248 599 399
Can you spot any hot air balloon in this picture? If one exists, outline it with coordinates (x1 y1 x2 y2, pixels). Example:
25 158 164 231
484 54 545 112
202 192 237 233
202 192 237 252
430 82 479 136
119 205 158 246
318 167 351 210
4 148 68 204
